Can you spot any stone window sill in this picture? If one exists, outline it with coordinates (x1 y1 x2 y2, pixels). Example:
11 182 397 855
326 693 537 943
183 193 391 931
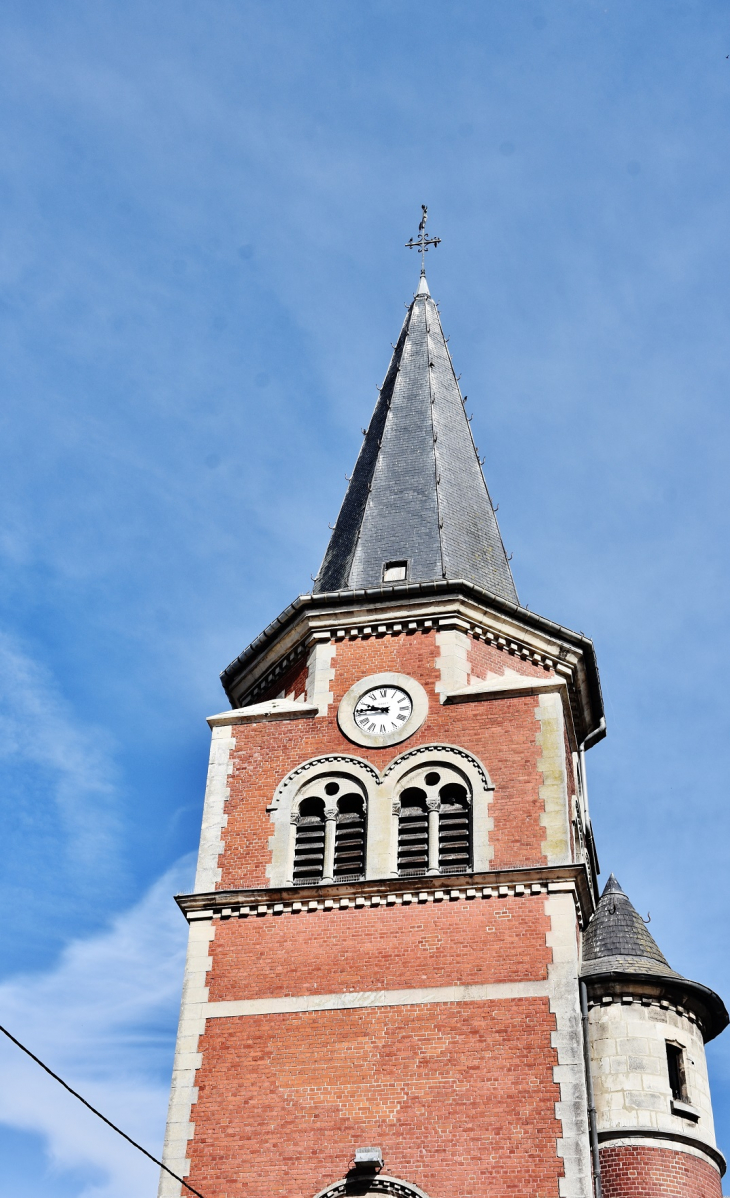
671 1098 700 1122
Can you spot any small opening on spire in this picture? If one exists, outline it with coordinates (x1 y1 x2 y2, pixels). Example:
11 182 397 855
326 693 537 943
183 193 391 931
383 561 408 583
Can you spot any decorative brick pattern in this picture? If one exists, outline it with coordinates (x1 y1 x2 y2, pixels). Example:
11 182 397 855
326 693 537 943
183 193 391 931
469 635 553 683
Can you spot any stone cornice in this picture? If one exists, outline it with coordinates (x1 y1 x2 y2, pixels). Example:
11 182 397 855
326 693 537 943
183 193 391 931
175 862 595 926
218 580 604 746
583 970 728 1043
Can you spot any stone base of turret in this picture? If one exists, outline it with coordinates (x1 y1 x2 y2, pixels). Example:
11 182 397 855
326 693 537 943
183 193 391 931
599 1143 723 1198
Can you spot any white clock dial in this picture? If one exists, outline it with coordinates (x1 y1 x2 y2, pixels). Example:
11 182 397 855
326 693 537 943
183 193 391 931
353 686 413 735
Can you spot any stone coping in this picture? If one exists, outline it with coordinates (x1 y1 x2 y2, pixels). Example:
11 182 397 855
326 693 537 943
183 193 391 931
207 698 318 727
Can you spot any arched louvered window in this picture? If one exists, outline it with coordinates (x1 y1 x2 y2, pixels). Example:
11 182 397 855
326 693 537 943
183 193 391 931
438 781 471 872
293 796 326 883
334 794 366 880
291 775 369 885
397 787 429 874
396 766 472 877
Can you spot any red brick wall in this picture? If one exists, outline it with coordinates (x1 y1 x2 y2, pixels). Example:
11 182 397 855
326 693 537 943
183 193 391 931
186 631 579 1198
469 635 551 682
187 998 564 1198
207 893 552 1001
219 629 566 890
599 1144 723 1198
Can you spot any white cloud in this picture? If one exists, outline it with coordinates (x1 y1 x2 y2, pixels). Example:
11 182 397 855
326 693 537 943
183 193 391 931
0 631 120 874
0 858 193 1197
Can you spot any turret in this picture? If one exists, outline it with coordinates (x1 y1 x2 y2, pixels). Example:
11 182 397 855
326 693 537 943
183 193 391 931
583 874 728 1196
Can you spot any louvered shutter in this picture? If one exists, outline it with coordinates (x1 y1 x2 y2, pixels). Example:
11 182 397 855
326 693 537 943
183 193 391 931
398 787 429 875
334 794 366 880
293 797 326 883
438 782 471 872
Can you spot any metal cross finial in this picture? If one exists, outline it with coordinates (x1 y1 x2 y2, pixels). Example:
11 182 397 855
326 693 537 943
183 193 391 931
405 204 441 275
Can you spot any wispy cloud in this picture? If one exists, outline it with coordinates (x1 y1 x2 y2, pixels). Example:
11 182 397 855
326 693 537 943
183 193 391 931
0 858 193 1197
0 632 120 873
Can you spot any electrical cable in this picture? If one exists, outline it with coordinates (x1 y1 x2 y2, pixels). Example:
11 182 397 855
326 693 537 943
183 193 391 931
0 1022 206 1198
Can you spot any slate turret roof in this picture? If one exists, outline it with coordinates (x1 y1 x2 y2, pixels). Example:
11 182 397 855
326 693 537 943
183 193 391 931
314 273 518 601
582 874 680 981
581 874 728 1041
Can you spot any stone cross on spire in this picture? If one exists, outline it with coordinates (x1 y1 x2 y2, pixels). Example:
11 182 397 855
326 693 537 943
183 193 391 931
405 204 441 278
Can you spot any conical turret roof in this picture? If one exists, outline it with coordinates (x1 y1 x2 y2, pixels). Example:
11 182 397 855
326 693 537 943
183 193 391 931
582 874 679 980
314 275 518 600
581 874 728 1040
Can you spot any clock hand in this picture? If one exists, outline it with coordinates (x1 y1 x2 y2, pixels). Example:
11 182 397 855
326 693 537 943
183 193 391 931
357 705 391 713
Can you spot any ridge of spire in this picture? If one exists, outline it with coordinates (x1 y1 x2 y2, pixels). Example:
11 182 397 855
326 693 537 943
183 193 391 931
313 283 517 600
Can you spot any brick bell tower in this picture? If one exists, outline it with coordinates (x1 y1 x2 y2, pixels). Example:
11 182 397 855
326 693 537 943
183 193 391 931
158 229 727 1198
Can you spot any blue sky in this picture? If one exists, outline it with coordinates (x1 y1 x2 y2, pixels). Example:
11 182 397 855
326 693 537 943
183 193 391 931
0 1 729 1194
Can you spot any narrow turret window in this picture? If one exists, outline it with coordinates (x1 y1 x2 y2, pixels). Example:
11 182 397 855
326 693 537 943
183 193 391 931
398 788 429 873
293 797 326 883
666 1043 688 1102
334 794 366 880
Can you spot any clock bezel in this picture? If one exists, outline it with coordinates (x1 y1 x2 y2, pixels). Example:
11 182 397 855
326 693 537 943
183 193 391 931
338 672 429 748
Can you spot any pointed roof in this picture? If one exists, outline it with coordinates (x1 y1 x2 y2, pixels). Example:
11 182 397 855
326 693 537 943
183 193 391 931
581 874 728 1041
582 874 678 981
314 275 518 601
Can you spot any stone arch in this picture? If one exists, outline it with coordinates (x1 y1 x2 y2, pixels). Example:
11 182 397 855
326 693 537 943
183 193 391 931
267 754 379 887
313 1176 432 1198
383 742 493 793
269 753 380 812
383 744 494 874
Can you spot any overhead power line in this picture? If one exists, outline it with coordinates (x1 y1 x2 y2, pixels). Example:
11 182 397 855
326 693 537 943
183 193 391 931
0 1022 206 1198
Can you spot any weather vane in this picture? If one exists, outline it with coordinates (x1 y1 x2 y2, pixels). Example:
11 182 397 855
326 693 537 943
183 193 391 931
405 204 441 275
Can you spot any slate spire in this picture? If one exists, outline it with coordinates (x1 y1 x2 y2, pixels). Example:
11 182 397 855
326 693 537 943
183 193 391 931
314 273 518 601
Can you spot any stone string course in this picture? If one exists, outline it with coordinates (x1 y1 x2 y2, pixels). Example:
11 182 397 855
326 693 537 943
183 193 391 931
192 880 551 922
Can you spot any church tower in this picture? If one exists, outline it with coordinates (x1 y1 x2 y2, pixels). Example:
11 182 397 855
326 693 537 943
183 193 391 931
159 219 727 1198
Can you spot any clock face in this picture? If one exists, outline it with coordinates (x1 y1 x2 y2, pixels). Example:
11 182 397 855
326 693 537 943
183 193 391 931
353 686 413 735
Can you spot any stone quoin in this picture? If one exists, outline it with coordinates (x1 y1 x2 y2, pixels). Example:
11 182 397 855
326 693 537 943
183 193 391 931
158 225 728 1198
